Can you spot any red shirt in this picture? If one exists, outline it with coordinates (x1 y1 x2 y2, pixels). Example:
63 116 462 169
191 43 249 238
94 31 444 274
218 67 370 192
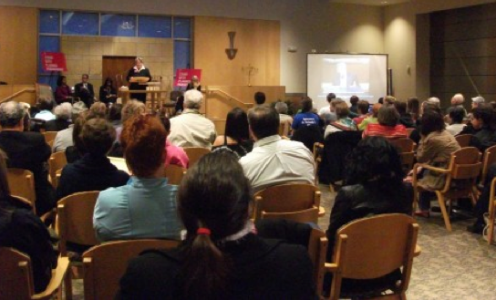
363 124 408 139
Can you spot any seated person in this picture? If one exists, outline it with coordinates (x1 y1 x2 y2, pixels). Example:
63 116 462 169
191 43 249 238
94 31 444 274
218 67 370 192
160 116 189 168
275 101 293 136
468 163 496 233
446 106 466 136
107 103 123 128
394 100 415 128
325 136 412 295
362 105 407 139
0 101 54 216
89 102 107 118
45 103 72 132
352 100 370 127
212 107 253 158
33 98 56 122
324 101 357 138
74 74 95 109
291 97 320 131
0 151 57 293
318 93 337 125
239 105 315 193
358 103 381 131
56 118 130 200
99 77 117 105
116 151 315 299
108 100 146 158
54 75 73 104
467 106 496 152
93 114 181 241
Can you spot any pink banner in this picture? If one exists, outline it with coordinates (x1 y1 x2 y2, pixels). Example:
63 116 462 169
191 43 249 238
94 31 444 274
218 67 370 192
41 52 67 72
174 69 202 87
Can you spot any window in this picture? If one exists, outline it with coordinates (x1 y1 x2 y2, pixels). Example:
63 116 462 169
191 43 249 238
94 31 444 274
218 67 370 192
39 10 60 34
138 15 172 38
101 14 136 37
62 11 99 36
173 17 191 39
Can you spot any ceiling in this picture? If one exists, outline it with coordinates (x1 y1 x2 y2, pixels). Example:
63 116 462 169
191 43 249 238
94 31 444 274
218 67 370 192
329 0 411 6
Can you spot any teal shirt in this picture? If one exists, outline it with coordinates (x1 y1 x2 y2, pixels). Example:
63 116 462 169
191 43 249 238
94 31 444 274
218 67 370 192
93 177 181 241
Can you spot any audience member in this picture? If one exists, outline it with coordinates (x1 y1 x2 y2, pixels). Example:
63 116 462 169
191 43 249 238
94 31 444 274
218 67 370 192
274 101 293 133
64 111 92 163
45 102 72 131
349 95 359 115
325 136 412 294
89 102 107 118
254 91 266 105
358 103 381 131
446 106 466 136
56 118 129 200
394 100 415 128
318 93 337 124
363 105 407 139
407 97 420 123
160 116 189 168
467 106 496 152
54 75 73 104
0 101 55 216
239 105 314 192
186 75 201 91
446 93 466 115
472 95 485 110
353 100 369 126
410 111 460 217
99 77 117 105
107 103 123 128
213 107 253 157
52 106 87 153
383 95 397 106
324 101 357 138
0 151 57 293
291 97 320 131
116 151 315 300
168 89 216 148
94 114 181 241
33 98 55 121
426 96 441 107
75 73 95 108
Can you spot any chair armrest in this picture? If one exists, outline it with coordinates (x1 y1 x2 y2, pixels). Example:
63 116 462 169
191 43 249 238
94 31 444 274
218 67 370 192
414 244 421 257
324 262 338 272
415 163 450 174
32 256 70 300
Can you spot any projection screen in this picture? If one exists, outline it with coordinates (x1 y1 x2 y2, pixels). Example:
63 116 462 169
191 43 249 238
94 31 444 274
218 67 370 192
307 53 388 110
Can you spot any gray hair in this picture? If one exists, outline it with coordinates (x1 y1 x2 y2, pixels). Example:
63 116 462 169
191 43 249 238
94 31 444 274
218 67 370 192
184 89 203 110
274 101 288 114
54 103 72 120
452 93 464 104
0 101 25 128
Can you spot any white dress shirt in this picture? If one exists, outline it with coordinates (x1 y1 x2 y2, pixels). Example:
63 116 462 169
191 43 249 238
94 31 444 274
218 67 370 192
239 135 315 193
168 110 217 148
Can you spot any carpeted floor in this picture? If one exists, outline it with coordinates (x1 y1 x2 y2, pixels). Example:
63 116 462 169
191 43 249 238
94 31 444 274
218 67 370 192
69 184 496 299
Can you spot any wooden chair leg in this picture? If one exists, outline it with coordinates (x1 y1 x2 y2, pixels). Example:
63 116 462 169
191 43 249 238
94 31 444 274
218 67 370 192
436 191 452 232
64 270 73 300
489 217 494 245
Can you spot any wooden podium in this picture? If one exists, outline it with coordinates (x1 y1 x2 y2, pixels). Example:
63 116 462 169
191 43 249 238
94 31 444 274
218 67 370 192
119 88 168 112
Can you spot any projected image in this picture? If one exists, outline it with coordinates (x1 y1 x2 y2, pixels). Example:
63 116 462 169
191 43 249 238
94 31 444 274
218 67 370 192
308 54 387 110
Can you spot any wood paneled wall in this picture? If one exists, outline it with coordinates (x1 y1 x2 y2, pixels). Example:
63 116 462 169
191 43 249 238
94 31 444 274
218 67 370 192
430 3 496 107
194 16 280 87
0 6 37 85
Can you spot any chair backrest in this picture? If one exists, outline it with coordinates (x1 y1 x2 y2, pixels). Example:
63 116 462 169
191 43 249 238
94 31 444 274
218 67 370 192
7 168 36 212
450 147 482 180
260 206 320 223
83 239 179 300
11 195 34 212
42 131 58 144
57 191 100 255
481 145 496 184
183 147 210 167
49 151 67 188
164 164 186 185
455 134 472 148
254 183 320 221
328 214 418 299
389 138 415 170
307 229 328 294
279 121 290 137
0 247 35 299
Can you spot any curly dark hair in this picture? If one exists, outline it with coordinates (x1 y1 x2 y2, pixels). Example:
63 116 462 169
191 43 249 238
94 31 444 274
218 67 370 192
344 136 404 186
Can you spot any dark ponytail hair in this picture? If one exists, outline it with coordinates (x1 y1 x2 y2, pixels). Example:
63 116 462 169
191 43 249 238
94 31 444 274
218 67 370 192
177 151 252 299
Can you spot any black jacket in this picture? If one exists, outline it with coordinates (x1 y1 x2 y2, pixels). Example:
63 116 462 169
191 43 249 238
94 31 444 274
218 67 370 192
74 82 95 107
116 233 316 300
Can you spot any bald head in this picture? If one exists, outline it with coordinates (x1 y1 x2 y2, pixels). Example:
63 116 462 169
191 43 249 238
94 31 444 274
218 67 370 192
451 93 464 105
0 101 25 128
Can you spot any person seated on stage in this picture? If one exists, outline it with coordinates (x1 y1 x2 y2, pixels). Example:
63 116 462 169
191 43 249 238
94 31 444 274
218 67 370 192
0 101 54 216
186 75 201 91
325 136 412 295
254 91 266 106
94 114 181 242
168 90 216 148
239 105 314 193
54 75 73 104
352 100 370 127
358 102 381 131
160 116 189 169
99 77 117 105
56 118 129 200
446 106 467 136
394 100 415 128
45 103 72 132
116 151 315 300
89 102 107 118
52 105 87 153
0 151 58 293
33 97 56 122
324 101 357 138
75 74 95 108
212 107 253 158
362 105 407 139
319 93 337 125
291 97 320 131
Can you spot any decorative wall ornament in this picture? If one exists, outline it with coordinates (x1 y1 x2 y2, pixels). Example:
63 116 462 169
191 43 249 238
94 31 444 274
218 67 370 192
225 31 238 60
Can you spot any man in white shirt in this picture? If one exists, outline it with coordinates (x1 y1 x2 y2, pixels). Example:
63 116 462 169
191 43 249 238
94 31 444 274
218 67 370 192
318 93 337 125
239 105 315 192
168 89 216 148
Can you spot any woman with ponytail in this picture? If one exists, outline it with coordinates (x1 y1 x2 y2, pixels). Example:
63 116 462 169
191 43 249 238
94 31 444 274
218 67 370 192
116 151 316 300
